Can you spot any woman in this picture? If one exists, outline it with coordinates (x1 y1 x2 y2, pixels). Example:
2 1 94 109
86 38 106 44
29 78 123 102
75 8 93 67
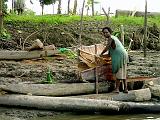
100 27 128 93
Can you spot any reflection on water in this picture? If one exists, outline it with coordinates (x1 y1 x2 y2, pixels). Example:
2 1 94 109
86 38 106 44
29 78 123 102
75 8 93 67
31 114 160 120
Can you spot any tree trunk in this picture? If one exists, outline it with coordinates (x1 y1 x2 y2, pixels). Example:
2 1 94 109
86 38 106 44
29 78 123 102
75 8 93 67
12 0 14 12
0 83 110 96
0 50 59 60
0 0 3 34
92 0 94 16
73 0 77 15
0 95 160 113
41 4 44 15
57 0 61 14
143 0 147 57
67 0 70 15
52 3 54 14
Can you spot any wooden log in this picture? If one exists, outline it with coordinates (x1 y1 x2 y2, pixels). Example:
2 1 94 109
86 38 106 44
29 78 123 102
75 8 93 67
0 95 160 113
149 85 160 98
0 50 59 60
72 88 151 102
0 83 109 96
25 39 44 51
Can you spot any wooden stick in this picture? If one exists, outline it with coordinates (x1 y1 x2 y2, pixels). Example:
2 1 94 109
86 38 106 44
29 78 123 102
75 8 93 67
102 7 109 23
77 0 85 80
95 44 99 94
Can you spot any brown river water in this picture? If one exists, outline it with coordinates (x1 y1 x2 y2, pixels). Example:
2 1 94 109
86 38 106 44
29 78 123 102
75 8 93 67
31 114 160 120
0 107 160 120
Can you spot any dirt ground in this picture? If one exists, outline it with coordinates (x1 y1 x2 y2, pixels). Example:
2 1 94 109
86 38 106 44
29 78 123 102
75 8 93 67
0 50 159 85
0 22 160 120
0 50 159 120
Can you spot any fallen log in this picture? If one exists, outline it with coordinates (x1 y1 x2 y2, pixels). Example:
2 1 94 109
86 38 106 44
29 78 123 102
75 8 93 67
0 83 109 96
0 95 160 114
25 39 44 51
71 88 151 102
0 50 59 60
149 85 160 98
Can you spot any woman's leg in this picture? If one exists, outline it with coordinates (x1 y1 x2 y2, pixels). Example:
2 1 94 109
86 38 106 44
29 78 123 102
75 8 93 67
123 79 128 93
113 79 120 93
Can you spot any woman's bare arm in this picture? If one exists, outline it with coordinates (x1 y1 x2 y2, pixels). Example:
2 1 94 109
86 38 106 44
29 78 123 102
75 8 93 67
100 38 112 55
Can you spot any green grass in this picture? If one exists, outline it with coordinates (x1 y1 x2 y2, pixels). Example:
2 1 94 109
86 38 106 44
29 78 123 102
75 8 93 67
4 14 160 26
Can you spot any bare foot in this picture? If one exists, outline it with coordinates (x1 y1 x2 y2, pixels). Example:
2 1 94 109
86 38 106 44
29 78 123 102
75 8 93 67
123 89 128 93
112 89 119 93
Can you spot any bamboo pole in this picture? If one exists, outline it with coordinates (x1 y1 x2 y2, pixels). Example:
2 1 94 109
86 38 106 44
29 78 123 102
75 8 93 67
143 0 147 57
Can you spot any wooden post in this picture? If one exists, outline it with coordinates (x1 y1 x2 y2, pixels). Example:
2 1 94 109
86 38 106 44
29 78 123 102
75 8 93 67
95 44 98 94
120 25 125 45
143 0 147 57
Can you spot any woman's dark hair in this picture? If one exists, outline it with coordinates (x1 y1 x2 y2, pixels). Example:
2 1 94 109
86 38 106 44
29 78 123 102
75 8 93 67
102 27 113 33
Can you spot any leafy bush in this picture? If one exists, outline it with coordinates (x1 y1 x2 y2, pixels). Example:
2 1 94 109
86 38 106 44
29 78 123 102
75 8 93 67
0 28 11 40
